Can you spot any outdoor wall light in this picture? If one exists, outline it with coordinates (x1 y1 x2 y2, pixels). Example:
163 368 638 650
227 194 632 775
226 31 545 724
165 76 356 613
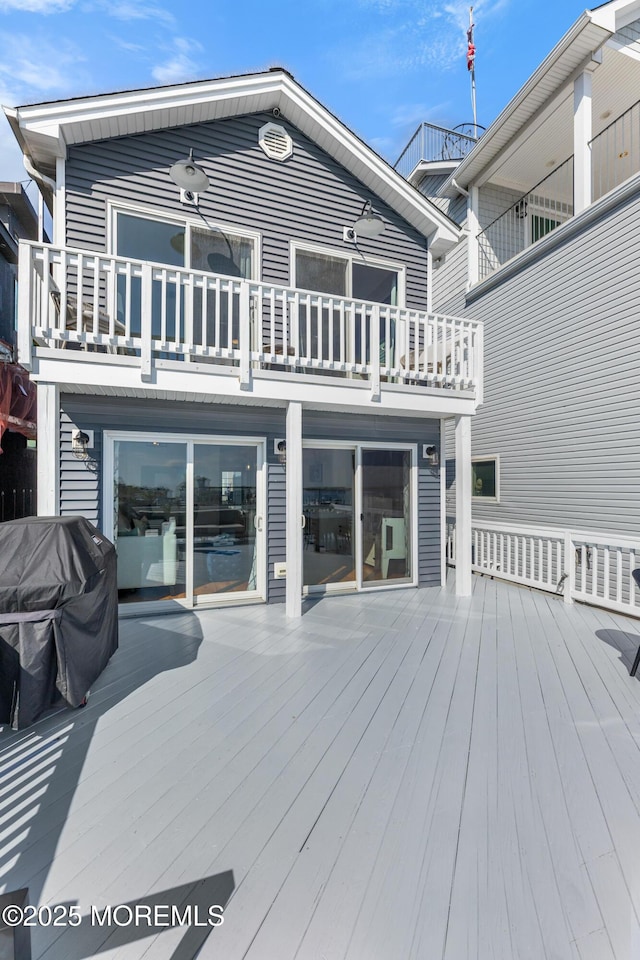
515 199 528 219
72 429 90 461
275 439 287 465
425 445 439 467
344 200 385 242
169 148 210 201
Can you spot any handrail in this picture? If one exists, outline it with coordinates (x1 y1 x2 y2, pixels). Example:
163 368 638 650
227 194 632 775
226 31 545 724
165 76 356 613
18 241 483 399
476 156 574 281
590 98 640 202
394 122 479 178
447 518 640 618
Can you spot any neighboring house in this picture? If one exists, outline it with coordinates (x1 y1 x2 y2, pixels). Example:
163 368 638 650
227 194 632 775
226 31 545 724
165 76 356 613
395 0 640 590
0 182 38 521
6 69 482 615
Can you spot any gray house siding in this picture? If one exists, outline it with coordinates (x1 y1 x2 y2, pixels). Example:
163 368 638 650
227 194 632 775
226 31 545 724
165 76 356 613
452 185 640 536
415 173 467 226
64 112 430 310
60 397 441 602
433 234 468 316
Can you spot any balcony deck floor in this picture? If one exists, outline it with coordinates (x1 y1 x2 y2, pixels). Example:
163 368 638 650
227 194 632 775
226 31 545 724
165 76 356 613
3 576 640 959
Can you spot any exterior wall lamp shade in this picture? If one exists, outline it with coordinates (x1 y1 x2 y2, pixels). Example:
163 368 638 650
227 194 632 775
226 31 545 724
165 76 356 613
353 200 385 238
425 445 439 467
169 149 210 193
72 429 90 461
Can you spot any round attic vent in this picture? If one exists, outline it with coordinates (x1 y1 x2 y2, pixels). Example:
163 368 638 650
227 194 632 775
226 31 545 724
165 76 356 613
258 122 293 161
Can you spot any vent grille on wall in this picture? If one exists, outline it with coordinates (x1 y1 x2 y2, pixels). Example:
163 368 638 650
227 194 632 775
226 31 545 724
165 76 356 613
259 122 293 161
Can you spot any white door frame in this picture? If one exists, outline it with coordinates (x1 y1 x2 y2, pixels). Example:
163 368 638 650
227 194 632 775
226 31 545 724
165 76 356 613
103 430 267 613
302 439 418 595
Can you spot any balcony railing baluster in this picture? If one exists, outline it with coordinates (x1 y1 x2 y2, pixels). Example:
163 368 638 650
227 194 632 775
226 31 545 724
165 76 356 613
18 241 482 398
394 122 480 178
476 156 574 281
590 99 640 201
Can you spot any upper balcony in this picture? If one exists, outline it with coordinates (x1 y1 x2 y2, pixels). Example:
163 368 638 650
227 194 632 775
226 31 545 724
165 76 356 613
18 241 482 416
394 122 482 182
476 98 640 281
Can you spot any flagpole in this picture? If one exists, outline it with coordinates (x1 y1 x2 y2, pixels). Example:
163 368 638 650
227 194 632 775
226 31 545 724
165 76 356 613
468 6 478 136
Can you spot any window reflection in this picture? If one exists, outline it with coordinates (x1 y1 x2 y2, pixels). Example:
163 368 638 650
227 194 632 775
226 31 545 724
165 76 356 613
114 441 186 602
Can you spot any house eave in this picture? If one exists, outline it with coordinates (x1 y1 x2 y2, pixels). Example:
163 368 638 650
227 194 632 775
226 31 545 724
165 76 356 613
5 70 460 254
439 11 616 194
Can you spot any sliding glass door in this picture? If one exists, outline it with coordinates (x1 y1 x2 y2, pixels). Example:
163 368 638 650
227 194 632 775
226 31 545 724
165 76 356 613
193 443 259 598
107 434 265 608
303 447 356 590
303 443 415 594
361 449 412 586
112 439 187 603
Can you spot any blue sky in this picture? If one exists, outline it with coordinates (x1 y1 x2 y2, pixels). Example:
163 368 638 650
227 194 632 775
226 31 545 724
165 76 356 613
0 0 586 186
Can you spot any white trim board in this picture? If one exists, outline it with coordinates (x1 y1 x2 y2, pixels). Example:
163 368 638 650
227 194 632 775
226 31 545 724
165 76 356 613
6 70 460 256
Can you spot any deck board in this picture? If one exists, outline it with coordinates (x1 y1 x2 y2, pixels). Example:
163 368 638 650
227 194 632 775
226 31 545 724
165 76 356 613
3 578 640 959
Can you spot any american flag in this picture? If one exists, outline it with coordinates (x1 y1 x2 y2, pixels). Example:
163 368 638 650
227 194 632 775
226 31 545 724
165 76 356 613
467 18 475 72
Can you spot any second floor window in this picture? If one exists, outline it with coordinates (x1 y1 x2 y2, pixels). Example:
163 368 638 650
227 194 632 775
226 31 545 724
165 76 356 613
114 210 256 280
293 245 403 307
111 208 258 345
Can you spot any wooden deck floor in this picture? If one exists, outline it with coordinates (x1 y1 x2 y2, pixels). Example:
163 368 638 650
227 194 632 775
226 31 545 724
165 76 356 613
3 577 640 959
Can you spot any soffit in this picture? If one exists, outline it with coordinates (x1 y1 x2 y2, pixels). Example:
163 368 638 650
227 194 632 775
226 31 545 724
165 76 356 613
485 44 640 194
443 17 611 192
6 71 460 251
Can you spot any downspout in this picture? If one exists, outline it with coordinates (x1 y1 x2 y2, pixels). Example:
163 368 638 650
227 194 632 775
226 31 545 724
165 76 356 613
451 178 469 198
22 155 55 241
23 154 56 194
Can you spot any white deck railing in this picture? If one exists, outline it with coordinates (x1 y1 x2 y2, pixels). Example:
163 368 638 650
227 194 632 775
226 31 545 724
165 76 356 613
591 98 640 202
447 519 640 618
18 241 483 396
477 157 574 281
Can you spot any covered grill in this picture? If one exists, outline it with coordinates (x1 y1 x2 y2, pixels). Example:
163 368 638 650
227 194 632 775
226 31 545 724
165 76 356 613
0 516 118 729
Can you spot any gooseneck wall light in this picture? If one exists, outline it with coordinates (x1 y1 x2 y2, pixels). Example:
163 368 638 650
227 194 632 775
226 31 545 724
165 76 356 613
344 200 385 242
169 149 210 202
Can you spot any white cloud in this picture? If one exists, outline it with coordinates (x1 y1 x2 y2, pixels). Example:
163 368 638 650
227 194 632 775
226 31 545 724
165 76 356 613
0 34 87 96
369 135 395 152
0 121 28 180
110 36 146 53
151 36 202 85
335 0 510 79
0 0 75 11
97 0 174 26
390 101 451 127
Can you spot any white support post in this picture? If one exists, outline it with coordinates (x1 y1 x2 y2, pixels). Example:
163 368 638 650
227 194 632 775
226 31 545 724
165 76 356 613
455 414 472 596
440 417 447 587
574 69 593 214
563 530 575 604
285 400 303 618
17 241 33 370
37 383 60 517
466 185 479 289
53 156 65 247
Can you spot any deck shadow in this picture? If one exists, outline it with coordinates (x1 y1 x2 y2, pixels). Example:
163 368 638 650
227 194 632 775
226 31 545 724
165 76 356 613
595 627 640 676
0 611 206 958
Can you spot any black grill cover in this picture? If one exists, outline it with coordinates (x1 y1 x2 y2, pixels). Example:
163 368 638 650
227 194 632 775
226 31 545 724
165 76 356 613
0 516 118 729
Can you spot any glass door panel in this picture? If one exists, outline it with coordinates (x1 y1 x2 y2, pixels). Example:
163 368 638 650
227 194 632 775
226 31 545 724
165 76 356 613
114 440 187 603
193 444 259 598
361 449 412 585
303 448 355 590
